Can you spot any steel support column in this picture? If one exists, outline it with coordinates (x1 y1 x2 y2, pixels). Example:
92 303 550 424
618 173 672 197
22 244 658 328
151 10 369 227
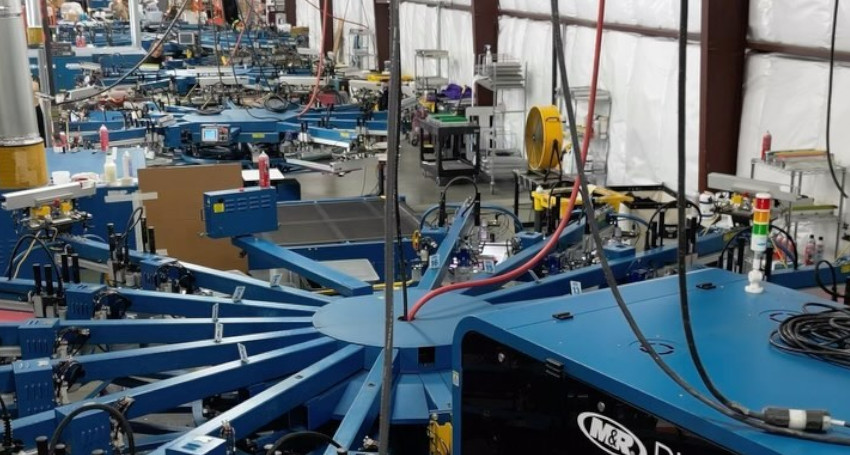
374 0 390 71
471 0 499 106
323 0 335 56
698 0 749 191
284 0 296 25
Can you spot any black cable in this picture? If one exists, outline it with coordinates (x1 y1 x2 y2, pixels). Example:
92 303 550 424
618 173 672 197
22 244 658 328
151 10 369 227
671 0 750 417
246 21 276 93
264 95 291 113
771 302 850 367
816 260 845 301
48 402 135 455
643 200 703 250
0 393 11 449
769 224 799 270
716 227 750 270
440 176 479 199
57 0 192 106
826 0 848 198
551 0 850 445
231 2 294 122
264 430 343 455
716 225 798 272
121 207 144 242
226 8 290 122
5 234 64 292
197 107 225 116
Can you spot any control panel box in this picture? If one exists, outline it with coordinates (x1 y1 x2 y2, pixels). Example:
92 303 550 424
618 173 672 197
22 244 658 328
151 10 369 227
203 187 278 239
199 124 232 144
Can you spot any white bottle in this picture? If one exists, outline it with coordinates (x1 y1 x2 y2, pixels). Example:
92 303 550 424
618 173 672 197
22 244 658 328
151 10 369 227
103 155 117 184
121 151 134 185
815 236 825 263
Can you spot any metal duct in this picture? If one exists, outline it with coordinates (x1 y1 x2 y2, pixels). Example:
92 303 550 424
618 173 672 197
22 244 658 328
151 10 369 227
0 0 47 189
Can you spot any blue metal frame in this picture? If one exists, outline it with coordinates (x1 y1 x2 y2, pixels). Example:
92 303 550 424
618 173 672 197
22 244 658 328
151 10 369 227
232 237 373 297
2 185 817 455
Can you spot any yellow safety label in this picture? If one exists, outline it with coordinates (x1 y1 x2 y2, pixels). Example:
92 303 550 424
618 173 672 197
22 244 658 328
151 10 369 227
340 132 350 138
841 264 850 274
213 203 225 213
252 133 265 139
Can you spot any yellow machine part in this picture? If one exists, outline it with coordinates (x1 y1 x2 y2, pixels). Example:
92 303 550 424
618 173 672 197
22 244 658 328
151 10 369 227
428 419 452 455
532 184 635 218
366 73 414 82
525 105 564 171
419 96 436 112
0 142 48 190
27 28 44 46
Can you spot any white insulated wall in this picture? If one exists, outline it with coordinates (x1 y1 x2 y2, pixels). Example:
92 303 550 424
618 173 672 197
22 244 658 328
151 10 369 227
399 3 475 84
739 1 850 240
498 14 702 195
333 0 377 66
296 0 376 65
296 0 709 194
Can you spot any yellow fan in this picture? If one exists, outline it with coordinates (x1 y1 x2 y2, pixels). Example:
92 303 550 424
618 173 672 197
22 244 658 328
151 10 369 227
524 105 564 171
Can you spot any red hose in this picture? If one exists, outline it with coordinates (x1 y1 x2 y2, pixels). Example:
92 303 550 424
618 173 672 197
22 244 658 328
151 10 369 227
297 0 330 116
406 0 608 321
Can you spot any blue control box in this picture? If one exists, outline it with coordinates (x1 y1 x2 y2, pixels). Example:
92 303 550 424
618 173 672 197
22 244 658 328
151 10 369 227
203 187 278 239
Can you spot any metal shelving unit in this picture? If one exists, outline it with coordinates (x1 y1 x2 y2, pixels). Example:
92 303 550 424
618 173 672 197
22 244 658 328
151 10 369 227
472 49 527 193
558 87 611 185
750 156 846 254
414 49 449 91
348 28 374 71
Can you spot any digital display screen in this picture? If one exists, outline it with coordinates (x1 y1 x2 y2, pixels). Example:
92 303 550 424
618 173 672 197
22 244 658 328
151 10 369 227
201 127 219 143
178 32 196 45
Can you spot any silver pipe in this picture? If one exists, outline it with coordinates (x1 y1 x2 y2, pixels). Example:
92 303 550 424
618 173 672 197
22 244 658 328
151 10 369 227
0 0 42 147
129 0 141 48
23 0 40 28
378 0 402 453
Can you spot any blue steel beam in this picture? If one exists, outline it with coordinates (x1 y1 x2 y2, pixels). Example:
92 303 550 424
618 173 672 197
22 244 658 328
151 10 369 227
154 344 365 455
390 375 430 424
418 201 478 290
326 349 398 455
63 237 331 306
288 240 415 284
116 288 318 318
186 262 332 306
232 237 373 297
0 317 311 347
480 231 726 304
64 317 312 344
0 328 321 394
420 371 453 414
8 337 340 443
0 278 39 297
78 328 322 383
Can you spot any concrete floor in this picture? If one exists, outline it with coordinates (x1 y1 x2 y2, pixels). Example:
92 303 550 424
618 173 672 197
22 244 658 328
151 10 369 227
295 143 523 214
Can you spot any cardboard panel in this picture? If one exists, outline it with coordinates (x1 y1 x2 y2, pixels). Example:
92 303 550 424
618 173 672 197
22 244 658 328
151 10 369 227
138 164 248 272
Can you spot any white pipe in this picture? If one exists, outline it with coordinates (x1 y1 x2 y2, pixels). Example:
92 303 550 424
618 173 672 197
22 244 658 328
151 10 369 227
129 0 141 48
